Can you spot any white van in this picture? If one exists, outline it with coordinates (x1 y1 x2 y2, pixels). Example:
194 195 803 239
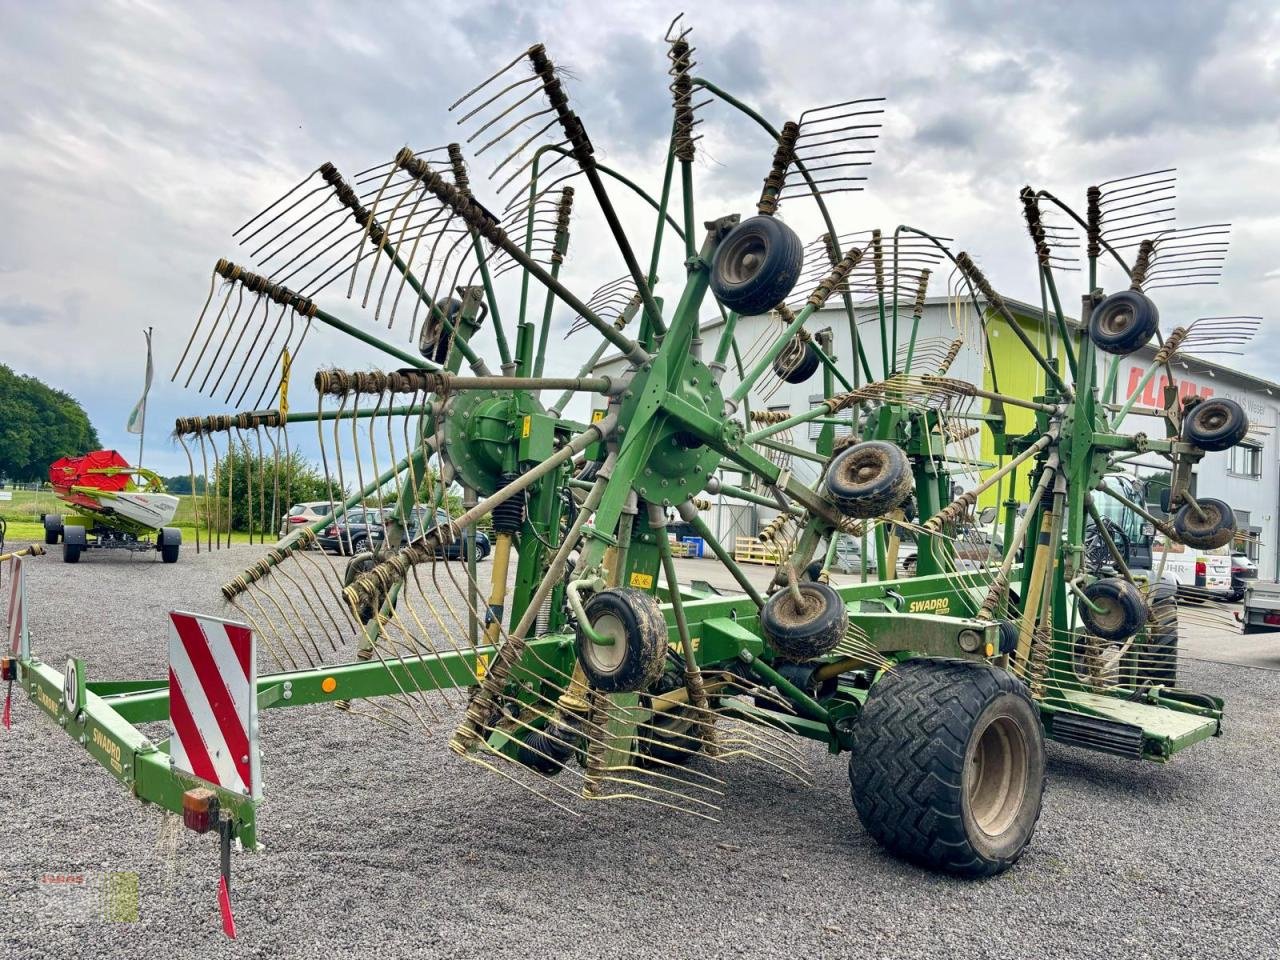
1149 539 1233 599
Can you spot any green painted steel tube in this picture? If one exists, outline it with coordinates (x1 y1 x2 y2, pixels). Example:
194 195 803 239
737 649 829 723
648 124 679 288
471 234 512 369
313 304 436 371
712 311 740 367
1042 268 1077 381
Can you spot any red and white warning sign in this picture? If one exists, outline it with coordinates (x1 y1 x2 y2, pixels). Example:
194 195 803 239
167 611 259 798
6 554 28 659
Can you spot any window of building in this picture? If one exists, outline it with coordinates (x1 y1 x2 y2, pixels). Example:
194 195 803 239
807 394 855 441
1229 441 1262 479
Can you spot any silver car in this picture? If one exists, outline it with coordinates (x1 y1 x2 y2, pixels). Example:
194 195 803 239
278 501 333 539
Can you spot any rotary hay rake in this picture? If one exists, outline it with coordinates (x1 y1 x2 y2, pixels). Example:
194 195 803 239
10 16 1258 896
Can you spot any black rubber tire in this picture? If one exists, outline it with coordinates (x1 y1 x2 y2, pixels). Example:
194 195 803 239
1088 290 1160 355
1083 518 1129 575
638 705 703 769
43 514 63 545
1080 577 1148 641
760 581 848 660
1173 498 1237 550
62 525 86 564
773 339 821 384
1182 397 1249 452
517 721 578 775
343 553 383 624
159 527 181 564
1128 581 1178 687
709 215 804 315
575 588 669 693
850 658 1046 878
825 441 913 519
419 297 463 364
803 559 826 582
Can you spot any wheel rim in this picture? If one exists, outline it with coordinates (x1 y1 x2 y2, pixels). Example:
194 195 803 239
1099 304 1134 338
1089 596 1124 633
965 713 1029 838
1195 405 1228 433
720 232 767 285
584 611 628 673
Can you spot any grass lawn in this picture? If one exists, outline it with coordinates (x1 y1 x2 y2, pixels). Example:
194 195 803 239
1 489 263 546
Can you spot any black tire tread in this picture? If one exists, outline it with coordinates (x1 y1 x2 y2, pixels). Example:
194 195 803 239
849 658 1045 878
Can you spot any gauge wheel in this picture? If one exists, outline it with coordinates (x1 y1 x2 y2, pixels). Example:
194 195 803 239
825 441 913 520
1087 290 1159 355
1173 498 1237 550
575 588 668 693
1182 398 1248 452
709 215 805 315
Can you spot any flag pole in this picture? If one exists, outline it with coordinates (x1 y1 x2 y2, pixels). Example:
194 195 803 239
137 327 152 470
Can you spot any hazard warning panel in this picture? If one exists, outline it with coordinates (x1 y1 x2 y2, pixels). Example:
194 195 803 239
167 611 259 798
7 555 28 659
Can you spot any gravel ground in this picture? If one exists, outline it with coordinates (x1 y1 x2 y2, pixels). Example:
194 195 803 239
2 544 1278 958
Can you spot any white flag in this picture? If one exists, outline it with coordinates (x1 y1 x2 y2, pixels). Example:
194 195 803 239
125 329 154 435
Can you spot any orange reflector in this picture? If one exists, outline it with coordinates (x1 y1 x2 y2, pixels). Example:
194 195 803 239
321 676 337 694
182 787 219 834
985 643 995 657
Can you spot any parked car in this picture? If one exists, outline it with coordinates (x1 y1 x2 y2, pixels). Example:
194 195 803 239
316 507 388 555
318 506 491 560
279 500 333 539
1230 551 1258 601
407 507 491 561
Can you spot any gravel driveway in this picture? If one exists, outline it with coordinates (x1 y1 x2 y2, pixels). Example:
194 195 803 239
2 545 1277 959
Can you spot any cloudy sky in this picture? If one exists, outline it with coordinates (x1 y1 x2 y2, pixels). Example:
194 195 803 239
2 0 1278 477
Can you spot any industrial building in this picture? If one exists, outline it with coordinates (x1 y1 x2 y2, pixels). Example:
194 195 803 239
593 297 1279 577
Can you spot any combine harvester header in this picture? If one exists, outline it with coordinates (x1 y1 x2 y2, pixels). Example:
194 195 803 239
44 449 183 563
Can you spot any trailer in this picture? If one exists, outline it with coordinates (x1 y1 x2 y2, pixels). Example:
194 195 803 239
44 450 182 563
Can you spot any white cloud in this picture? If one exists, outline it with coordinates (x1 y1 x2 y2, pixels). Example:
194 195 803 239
1 0 1277 477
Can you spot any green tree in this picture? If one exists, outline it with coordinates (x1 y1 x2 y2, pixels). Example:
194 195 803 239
162 474 206 495
204 442 336 534
0 364 100 481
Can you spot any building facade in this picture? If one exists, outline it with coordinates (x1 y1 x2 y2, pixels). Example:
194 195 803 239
592 298 1280 577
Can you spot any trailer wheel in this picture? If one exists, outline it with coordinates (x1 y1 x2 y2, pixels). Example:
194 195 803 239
62 525 87 564
159 527 181 564
343 553 385 624
850 658 1045 877
1173 498 1237 550
1087 290 1159 355
825 441 913 519
639 705 703 768
44 513 64 545
575 588 668 693
1182 397 1249 452
773 339 821 384
1080 577 1148 641
1128 581 1178 686
709 215 804 316
517 721 578 775
760 580 848 660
